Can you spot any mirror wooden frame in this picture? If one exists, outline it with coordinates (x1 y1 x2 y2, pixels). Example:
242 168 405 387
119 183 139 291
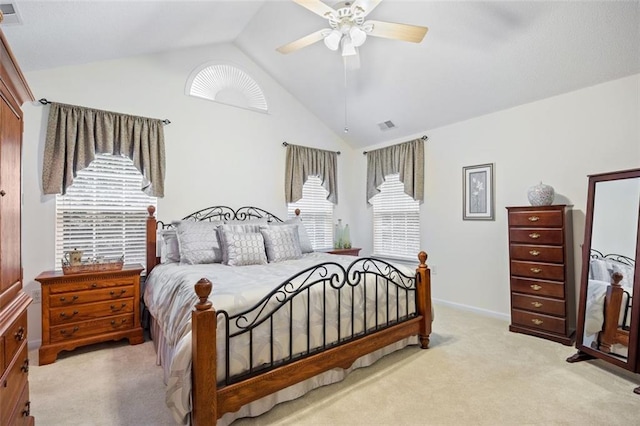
567 168 640 395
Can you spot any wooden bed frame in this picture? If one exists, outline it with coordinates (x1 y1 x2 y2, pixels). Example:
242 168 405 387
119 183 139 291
145 205 432 425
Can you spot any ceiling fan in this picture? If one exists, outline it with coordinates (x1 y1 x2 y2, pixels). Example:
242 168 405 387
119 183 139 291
276 0 428 58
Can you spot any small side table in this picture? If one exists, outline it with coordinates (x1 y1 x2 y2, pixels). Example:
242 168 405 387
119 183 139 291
325 248 361 256
35 263 145 365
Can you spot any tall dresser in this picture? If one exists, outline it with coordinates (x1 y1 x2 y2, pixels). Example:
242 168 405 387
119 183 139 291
0 16 36 426
506 205 575 345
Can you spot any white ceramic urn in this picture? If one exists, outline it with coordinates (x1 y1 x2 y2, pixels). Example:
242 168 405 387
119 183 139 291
527 182 555 206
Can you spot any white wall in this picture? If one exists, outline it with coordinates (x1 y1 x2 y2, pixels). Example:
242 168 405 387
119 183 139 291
21 43 356 346
350 74 640 319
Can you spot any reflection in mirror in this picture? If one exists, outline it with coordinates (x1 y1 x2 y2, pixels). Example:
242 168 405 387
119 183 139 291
583 178 639 361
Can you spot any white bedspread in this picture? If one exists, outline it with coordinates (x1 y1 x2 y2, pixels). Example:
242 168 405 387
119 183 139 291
144 253 417 424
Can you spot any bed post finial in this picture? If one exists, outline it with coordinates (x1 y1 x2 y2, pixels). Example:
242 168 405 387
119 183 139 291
146 205 158 275
295 208 301 217
195 278 213 310
416 250 431 349
147 205 156 217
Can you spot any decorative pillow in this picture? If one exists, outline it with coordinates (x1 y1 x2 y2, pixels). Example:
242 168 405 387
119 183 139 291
589 258 611 282
158 229 180 263
219 229 268 266
260 225 303 263
283 217 313 253
217 223 263 264
176 220 224 264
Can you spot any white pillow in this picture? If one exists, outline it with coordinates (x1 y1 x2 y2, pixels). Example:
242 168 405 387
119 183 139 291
260 225 303 263
176 221 224 264
158 229 180 263
219 229 268 266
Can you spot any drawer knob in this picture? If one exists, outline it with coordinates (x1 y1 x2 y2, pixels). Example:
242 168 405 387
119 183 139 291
530 284 542 291
60 326 79 336
530 267 542 274
110 289 127 297
531 319 544 325
529 250 540 256
14 326 25 341
60 295 79 303
91 283 98 288
528 233 541 239
0 189 5 197
531 302 543 308
111 318 127 327
60 310 79 318
110 303 127 312
527 216 540 222
21 358 29 373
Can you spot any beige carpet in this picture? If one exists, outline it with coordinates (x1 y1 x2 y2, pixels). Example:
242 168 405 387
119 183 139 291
29 305 640 425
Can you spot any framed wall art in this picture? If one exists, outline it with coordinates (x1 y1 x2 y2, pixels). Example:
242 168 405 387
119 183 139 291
463 163 494 220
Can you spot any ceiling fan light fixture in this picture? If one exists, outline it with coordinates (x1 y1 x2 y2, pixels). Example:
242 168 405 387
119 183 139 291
349 27 367 47
341 37 357 56
324 30 342 51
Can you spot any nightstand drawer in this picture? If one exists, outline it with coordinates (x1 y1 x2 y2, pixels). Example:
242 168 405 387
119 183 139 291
509 228 563 245
509 244 564 263
48 277 137 294
49 285 134 307
50 299 134 325
3 311 27 371
512 309 566 334
511 293 565 317
510 260 564 281
50 314 134 343
508 210 563 227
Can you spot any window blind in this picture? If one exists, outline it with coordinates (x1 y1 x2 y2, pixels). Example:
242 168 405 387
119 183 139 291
371 174 420 259
55 153 157 272
287 175 334 250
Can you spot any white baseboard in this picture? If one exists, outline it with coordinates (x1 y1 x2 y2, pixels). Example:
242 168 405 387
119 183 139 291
433 298 510 322
28 339 41 351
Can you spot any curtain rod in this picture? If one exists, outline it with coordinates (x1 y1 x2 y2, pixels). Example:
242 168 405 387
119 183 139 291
38 98 171 125
362 135 428 155
282 141 340 155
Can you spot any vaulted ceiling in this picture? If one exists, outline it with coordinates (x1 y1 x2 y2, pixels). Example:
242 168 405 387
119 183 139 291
3 1 639 148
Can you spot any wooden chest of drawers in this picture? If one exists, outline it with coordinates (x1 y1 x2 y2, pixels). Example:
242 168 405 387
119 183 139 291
506 205 576 345
35 264 145 365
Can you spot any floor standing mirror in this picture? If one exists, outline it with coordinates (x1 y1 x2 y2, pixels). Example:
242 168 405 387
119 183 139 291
567 168 640 394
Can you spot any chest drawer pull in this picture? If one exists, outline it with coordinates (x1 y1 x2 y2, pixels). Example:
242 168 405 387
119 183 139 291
530 284 542 291
60 295 79 303
14 326 25 341
21 358 29 373
527 216 540 222
530 267 542 274
91 283 98 288
531 302 543 308
531 319 544 325
529 250 540 256
60 310 79 318
60 326 80 336
528 233 541 239
111 319 127 327
111 303 127 312
110 289 127 297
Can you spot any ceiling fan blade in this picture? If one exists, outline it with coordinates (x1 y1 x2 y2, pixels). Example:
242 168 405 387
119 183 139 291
293 0 337 19
276 29 327 54
366 20 429 43
351 0 382 18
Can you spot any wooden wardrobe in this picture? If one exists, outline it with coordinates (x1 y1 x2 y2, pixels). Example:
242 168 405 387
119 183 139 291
0 19 35 425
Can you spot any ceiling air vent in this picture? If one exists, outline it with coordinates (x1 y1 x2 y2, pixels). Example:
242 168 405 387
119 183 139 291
0 3 22 25
378 120 397 131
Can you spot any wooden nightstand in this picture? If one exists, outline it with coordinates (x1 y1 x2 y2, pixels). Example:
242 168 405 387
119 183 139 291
325 248 361 256
35 264 145 365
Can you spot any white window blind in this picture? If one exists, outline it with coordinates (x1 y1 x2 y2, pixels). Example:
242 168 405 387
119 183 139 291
288 175 334 250
371 173 420 260
55 153 157 272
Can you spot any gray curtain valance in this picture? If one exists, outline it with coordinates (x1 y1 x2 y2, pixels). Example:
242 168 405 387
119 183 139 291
366 138 424 204
285 144 338 204
42 102 166 197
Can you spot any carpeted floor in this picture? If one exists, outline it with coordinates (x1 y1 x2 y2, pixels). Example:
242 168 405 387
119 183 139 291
29 304 640 425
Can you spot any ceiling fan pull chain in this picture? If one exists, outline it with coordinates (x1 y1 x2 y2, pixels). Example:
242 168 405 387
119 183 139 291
343 58 349 133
